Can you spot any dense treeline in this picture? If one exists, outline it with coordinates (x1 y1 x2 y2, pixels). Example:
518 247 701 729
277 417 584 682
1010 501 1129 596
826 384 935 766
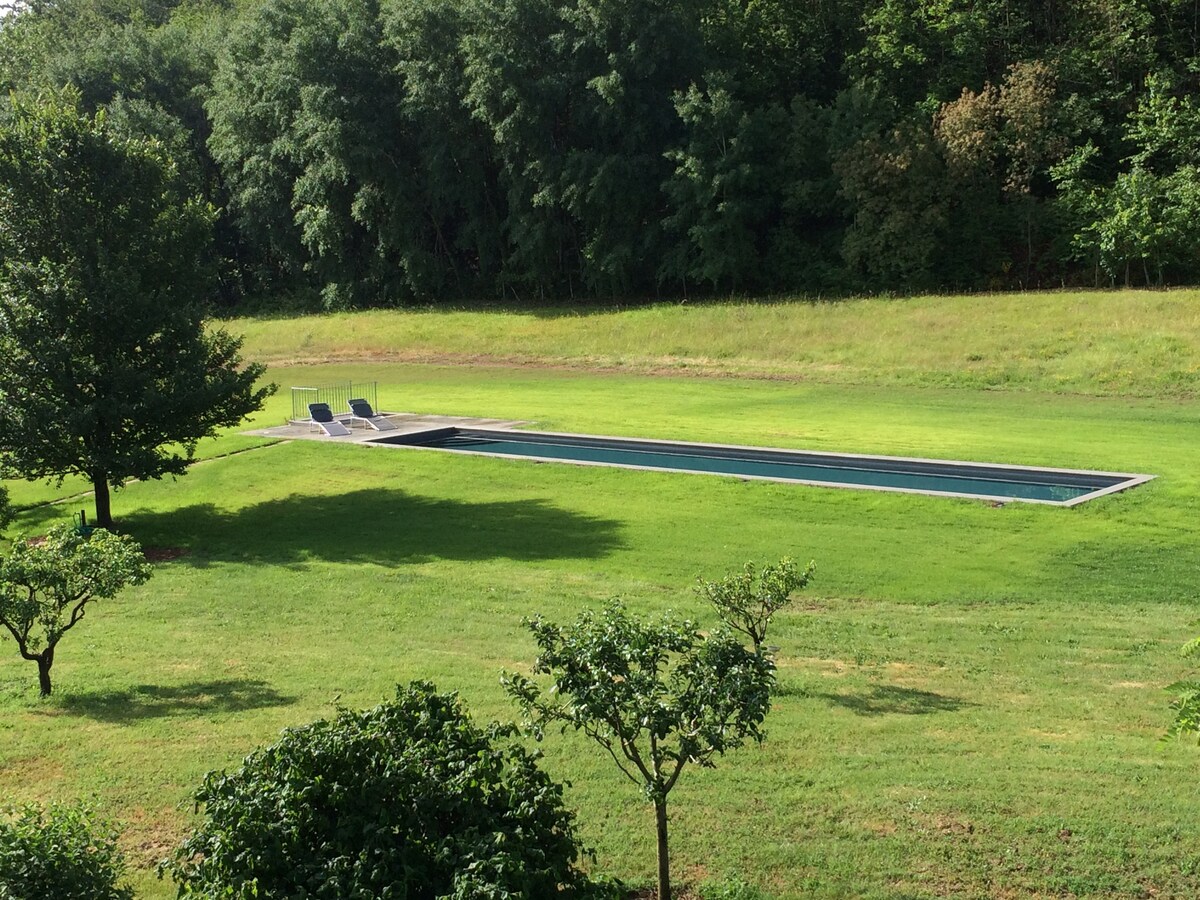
3 0 1200 308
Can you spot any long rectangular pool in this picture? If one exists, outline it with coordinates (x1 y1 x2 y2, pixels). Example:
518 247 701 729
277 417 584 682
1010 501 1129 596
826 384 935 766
369 428 1152 506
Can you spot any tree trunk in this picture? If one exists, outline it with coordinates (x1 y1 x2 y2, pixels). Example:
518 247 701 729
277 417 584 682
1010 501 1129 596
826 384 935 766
37 652 53 696
655 798 671 900
91 471 113 529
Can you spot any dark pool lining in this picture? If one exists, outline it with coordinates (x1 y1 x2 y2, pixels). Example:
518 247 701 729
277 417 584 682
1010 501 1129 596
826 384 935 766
368 427 1153 506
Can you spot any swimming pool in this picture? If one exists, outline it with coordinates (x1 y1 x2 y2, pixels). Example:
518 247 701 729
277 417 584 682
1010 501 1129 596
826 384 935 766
369 427 1152 506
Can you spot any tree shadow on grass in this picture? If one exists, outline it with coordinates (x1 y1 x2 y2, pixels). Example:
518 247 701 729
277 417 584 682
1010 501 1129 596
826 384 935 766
56 679 296 723
816 685 972 717
120 488 625 568
10 501 82 534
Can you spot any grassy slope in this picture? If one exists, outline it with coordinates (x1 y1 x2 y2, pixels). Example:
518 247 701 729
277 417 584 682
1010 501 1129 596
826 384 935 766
3 294 1200 898
230 288 1200 397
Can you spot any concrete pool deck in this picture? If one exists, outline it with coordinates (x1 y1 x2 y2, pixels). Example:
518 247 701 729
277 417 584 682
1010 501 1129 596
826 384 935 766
244 412 529 443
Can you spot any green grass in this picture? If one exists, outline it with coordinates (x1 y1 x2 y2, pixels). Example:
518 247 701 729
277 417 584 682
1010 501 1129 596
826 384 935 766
5 296 1200 897
229 288 1200 398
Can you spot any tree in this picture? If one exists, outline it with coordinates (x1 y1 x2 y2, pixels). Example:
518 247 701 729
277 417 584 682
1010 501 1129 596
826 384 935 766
504 601 774 900
1052 71 1200 287
834 114 952 291
0 523 150 696
0 89 273 527
695 556 814 654
661 85 786 294
165 681 598 899
0 803 132 900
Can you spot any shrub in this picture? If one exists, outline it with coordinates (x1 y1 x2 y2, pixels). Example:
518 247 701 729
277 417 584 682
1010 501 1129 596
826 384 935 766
1166 632 1200 741
0 803 132 900
165 681 595 898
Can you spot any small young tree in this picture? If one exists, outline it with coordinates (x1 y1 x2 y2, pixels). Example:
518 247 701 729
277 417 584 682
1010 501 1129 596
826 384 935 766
0 803 132 900
695 557 814 654
504 602 774 900
165 682 598 899
0 523 151 695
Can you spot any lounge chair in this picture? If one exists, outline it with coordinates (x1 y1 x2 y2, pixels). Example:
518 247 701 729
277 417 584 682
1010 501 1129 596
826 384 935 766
308 402 351 436
347 398 398 431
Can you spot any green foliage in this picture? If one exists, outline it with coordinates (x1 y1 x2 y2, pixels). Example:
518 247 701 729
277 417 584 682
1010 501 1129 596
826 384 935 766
0 0 253 303
0 88 273 526
165 681 596 899
0 523 151 696
505 601 774 900
835 116 951 290
1053 71 1200 287
697 875 771 900
1166 630 1200 742
695 557 814 653
0 803 132 900
9 0 1200 299
662 85 785 292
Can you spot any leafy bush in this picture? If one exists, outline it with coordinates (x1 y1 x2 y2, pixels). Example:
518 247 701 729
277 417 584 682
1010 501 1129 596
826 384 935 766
1166 632 1200 741
0 803 132 900
165 681 596 898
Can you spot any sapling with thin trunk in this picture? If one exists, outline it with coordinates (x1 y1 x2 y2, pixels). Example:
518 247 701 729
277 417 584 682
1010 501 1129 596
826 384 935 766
505 601 774 900
695 557 814 654
0 524 150 695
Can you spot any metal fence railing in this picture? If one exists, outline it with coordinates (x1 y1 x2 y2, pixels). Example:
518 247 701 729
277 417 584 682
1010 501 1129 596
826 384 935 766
290 381 379 423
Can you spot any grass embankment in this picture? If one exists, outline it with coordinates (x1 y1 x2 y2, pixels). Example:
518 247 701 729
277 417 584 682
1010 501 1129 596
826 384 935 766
232 288 1200 397
3 292 1200 898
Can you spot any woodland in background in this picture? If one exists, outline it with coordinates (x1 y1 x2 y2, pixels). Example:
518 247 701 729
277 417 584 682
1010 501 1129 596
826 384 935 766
2 0 1199 309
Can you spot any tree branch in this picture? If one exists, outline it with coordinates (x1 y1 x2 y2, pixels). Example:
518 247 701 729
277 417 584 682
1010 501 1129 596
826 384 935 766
617 730 654 785
590 730 643 787
663 756 687 795
64 593 91 631
0 615 36 660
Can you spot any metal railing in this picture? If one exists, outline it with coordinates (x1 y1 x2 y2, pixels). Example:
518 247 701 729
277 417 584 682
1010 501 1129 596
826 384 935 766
289 381 379 422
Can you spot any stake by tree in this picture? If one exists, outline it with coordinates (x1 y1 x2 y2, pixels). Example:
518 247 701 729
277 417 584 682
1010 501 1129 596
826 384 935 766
504 601 774 900
0 89 273 528
0 523 151 696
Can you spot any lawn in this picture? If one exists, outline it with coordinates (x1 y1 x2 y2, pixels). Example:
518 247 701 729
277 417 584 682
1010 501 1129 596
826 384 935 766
4 294 1200 898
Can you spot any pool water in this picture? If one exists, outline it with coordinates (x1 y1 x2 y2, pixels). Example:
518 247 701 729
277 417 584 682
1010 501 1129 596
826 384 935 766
371 428 1150 506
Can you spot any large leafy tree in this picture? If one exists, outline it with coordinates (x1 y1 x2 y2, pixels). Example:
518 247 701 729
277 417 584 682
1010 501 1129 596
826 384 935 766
0 0 258 304
0 89 272 527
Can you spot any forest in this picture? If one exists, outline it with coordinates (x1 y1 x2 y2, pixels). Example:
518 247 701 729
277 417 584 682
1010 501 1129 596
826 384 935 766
2 0 1199 308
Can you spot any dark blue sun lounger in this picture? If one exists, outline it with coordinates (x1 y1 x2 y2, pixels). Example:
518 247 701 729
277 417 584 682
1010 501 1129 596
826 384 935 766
308 402 351 436
347 398 398 431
